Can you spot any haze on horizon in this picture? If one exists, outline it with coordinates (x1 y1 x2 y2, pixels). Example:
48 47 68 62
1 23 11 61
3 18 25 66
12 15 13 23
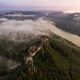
0 0 80 12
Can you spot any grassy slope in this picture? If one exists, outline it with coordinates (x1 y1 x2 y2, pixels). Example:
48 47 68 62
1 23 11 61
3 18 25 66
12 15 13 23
0 34 80 80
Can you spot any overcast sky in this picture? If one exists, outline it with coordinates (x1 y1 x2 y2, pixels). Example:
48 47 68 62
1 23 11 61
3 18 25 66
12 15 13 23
0 0 80 11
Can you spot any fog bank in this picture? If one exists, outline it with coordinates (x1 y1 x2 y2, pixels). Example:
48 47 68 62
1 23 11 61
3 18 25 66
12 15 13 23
0 18 80 47
0 19 51 41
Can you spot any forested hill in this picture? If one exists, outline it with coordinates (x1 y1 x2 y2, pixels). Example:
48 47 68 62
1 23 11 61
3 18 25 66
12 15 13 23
0 34 80 80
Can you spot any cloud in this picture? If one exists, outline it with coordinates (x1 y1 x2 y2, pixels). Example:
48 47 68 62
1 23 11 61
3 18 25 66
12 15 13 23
0 18 53 41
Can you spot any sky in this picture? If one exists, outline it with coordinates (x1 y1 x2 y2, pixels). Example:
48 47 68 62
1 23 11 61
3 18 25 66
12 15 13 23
0 0 80 12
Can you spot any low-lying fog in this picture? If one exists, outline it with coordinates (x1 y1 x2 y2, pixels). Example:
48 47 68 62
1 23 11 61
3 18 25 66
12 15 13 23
0 18 80 47
0 17 80 71
0 18 51 41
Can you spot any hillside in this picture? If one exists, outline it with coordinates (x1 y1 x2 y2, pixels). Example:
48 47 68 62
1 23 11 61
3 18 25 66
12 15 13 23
46 12 80 36
0 34 80 80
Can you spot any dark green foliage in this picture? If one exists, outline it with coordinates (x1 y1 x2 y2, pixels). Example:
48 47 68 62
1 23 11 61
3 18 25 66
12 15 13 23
0 35 80 80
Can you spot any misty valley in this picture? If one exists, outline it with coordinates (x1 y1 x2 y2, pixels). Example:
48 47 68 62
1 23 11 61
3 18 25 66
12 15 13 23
0 11 80 80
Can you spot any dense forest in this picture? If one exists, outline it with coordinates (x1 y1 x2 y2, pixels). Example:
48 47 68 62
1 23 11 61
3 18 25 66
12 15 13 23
0 34 80 80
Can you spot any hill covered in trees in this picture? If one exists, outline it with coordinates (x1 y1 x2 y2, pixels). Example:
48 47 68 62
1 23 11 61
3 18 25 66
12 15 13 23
0 34 80 80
